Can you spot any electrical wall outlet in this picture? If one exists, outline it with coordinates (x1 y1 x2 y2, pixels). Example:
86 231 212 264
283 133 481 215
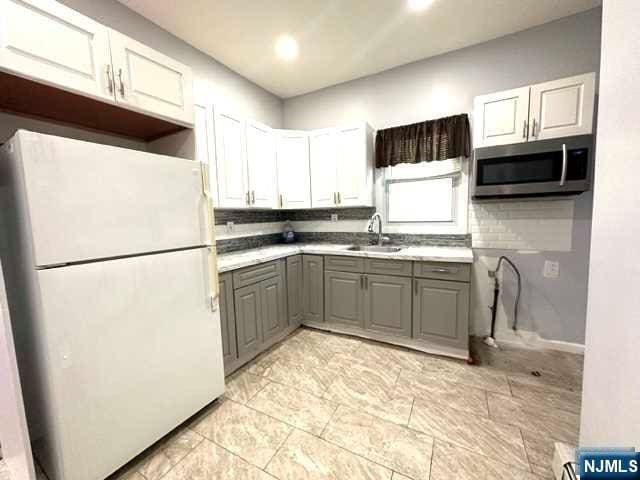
543 260 560 278
226 221 234 232
330 214 338 222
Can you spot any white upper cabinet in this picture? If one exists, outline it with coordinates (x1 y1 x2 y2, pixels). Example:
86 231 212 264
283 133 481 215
0 0 194 128
528 73 596 141
335 124 373 207
246 120 278 208
308 124 373 208
215 111 248 208
473 73 596 148
473 87 530 148
276 130 311 209
109 30 194 126
0 0 114 102
309 128 338 207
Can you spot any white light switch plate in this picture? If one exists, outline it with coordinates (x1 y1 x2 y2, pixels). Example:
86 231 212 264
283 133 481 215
543 260 559 278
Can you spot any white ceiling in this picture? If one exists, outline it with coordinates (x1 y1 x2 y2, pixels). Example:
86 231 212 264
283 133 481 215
118 0 601 98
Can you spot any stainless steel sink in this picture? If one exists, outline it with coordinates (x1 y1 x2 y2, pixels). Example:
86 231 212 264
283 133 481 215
346 245 403 253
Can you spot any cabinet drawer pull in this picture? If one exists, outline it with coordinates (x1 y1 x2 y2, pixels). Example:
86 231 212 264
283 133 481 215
360 274 364 289
337 192 342 204
279 194 284 208
522 120 527 139
251 190 256 204
364 275 368 289
246 191 250 205
414 279 418 295
431 268 453 274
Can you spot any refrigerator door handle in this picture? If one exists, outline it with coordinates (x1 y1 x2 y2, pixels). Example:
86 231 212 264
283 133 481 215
200 162 219 310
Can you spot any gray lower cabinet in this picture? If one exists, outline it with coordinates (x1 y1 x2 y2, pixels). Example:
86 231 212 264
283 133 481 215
218 272 238 371
286 255 303 326
324 270 364 328
302 255 324 323
363 274 412 337
261 275 287 343
412 278 469 349
234 282 263 357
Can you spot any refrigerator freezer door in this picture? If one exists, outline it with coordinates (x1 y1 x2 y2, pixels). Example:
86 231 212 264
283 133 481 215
13 131 208 267
34 248 224 480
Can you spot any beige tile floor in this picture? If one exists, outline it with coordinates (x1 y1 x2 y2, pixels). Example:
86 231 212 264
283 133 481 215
72 328 580 480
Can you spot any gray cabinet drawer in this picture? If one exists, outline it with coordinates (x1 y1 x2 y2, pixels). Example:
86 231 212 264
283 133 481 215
364 258 412 277
233 259 283 288
325 255 364 273
413 261 470 282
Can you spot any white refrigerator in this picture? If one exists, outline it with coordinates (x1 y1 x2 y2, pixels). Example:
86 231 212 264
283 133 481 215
0 131 224 480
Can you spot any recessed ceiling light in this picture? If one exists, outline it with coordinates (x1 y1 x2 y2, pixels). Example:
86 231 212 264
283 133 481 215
408 0 433 12
275 35 299 61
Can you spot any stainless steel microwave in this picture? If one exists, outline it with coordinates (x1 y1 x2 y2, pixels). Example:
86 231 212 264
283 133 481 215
472 135 593 199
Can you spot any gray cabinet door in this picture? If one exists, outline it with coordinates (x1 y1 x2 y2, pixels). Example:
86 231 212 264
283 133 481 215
412 278 469 350
260 275 287 343
218 272 238 368
363 274 412 337
324 270 364 328
234 282 262 357
286 255 303 326
303 255 324 323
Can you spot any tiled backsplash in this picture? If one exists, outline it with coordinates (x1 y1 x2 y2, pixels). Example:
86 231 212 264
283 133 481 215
216 231 471 254
469 199 574 251
214 207 375 225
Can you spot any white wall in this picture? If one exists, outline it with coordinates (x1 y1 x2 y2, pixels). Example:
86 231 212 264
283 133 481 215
283 9 601 345
580 0 640 447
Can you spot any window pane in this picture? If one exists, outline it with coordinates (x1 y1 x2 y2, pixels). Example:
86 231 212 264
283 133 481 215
387 177 453 222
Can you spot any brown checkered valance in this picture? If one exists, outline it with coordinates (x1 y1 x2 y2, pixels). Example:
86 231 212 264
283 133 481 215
375 114 470 168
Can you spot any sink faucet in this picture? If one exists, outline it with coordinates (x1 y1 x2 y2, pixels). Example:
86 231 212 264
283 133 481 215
367 212 390 246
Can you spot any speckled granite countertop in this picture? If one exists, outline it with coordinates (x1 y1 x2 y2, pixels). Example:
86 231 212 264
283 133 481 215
217 243 473 272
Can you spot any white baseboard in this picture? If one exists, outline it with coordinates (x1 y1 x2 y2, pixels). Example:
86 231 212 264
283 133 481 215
492 329 585 355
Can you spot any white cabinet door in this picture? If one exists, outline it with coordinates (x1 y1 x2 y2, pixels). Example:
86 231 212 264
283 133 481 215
276 130 311 209
0 0 114 102
335 124 373 206
215 111 248 208
194 104 218 205
309 128 338 208
246 120 277 208
108 30 194 126
473 86 530 147
529 72 596 141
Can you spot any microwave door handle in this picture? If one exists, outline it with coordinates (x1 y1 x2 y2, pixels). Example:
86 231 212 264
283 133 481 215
560 144 568 186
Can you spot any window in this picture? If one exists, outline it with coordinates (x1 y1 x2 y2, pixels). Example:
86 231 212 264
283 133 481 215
382 158 467 230
387 176 454 222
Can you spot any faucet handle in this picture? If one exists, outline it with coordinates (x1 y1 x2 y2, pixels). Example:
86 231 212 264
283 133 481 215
381 236 391 244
